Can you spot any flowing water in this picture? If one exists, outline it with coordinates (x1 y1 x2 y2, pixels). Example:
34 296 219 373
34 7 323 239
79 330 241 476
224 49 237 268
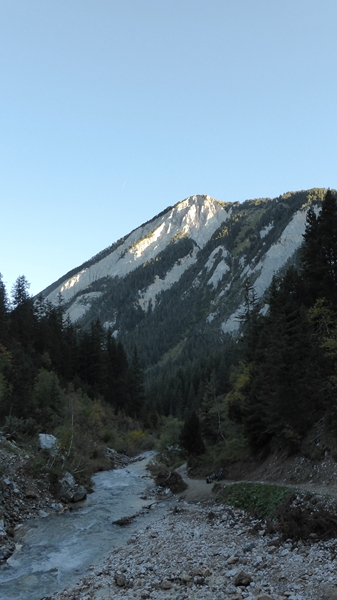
0 453 172 600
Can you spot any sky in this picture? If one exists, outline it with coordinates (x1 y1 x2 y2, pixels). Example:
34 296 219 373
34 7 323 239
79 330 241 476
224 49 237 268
1 0 337 297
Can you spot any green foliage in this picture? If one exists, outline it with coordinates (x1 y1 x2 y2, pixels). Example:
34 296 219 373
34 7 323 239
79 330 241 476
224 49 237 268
32 369 62 428
218 482 293 519
3 415 37 438
156 415 183 465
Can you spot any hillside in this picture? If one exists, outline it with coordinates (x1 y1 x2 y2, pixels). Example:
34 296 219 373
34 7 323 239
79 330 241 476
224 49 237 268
40 189 326 375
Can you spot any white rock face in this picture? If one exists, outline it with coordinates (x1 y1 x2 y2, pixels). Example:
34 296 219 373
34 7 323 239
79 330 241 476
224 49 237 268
44 195 230 309
64 292 102 321
221 207 309 333
260 222 274 238
207 259 230 288
250 208 309 298
138 247 199 311
221 304 243 334
40 193 321 344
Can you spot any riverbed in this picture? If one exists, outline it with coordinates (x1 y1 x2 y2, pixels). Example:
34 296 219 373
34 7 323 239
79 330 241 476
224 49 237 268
0 453 172 600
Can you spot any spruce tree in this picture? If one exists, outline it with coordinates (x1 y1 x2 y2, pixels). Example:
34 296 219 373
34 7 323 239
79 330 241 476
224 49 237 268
179 410 205 456
302 189 337 305
129 346 145 418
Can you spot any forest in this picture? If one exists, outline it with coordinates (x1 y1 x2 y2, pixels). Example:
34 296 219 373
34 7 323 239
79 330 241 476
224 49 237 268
1 189 337 474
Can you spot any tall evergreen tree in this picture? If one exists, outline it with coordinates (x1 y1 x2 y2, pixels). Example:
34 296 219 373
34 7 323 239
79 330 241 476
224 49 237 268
243 268 324 451
129 346 145 418
0 274 9 343
179 410 205 456
302 189 337 305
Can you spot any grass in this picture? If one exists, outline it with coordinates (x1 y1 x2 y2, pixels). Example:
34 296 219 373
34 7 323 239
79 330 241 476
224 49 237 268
217 482 293 519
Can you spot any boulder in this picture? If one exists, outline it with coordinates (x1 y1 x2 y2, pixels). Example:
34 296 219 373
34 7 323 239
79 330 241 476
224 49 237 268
57 471 87 503
38 434 58 455
234 570 253 586
72 485 87 502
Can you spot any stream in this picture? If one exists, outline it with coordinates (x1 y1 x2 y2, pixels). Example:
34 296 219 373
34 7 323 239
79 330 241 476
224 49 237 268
0 453 172 600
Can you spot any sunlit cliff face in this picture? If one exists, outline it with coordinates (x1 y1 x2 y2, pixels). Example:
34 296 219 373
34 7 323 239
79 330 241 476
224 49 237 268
45 195 230 306
42 193 315 334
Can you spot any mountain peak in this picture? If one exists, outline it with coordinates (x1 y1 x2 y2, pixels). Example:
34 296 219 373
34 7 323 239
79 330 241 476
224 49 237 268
40 189 326 370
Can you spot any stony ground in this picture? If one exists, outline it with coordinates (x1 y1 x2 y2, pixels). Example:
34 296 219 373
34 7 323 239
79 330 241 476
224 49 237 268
42 456 337 600
0 436 133 564
43 499 337 600
0 438 63 562
3 437 337 600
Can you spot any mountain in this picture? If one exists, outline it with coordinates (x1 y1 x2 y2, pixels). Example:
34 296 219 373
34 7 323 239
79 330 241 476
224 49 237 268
40 188 327 373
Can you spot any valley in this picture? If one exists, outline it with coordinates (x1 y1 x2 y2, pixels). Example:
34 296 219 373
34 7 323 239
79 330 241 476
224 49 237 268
2 187 337 599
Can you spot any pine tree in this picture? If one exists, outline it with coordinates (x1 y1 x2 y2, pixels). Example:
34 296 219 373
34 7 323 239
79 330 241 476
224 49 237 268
243 268 324 451
179 410 205 456
302 189 337 305
129 346 145 418
0 274 9 343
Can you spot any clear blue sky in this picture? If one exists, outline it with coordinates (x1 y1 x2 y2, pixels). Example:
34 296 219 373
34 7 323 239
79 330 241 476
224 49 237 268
1 0 336 296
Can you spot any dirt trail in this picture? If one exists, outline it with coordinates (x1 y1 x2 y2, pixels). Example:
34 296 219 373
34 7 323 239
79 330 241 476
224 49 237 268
175 456 337 504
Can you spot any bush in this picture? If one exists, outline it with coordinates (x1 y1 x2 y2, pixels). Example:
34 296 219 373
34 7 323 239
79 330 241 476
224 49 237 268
218 482 292 519
276 491 337 540
3 416 37 439
154 468 188 493
156 416 183 466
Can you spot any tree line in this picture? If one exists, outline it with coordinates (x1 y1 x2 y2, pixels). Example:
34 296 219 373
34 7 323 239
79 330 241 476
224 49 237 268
168 189 337 460
0 278 145 435
225 189 337 454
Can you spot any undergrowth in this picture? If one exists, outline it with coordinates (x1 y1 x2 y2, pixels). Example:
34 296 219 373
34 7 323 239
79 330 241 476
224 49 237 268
217 482 293 519
217 482 337 541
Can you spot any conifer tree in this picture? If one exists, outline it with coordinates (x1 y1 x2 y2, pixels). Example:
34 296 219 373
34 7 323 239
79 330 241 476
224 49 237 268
129 346 145 418
0 274 9 343
179 410 205 456
302 189 337 305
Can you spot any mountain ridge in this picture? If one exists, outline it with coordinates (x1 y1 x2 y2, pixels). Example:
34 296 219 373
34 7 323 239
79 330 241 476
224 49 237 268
40 189 327 372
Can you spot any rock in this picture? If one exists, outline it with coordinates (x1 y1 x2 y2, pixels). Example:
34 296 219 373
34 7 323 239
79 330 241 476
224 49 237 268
234 570 253 586
179 571 192 583
25 490 38 499
50 502 63 512
112 515 136 526
72 485 87 502
0 546 12 560
243 542 255 552
257 595 278 600
160 579 172 589
57 471 87 503
114 573 127 587
227 554 240 564
38 433 58 454
0 519 7 537
38 510 48 518
106 447 131 468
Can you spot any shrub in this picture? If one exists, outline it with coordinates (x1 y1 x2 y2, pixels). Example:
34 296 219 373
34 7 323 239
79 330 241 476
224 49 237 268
218 482 292 519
